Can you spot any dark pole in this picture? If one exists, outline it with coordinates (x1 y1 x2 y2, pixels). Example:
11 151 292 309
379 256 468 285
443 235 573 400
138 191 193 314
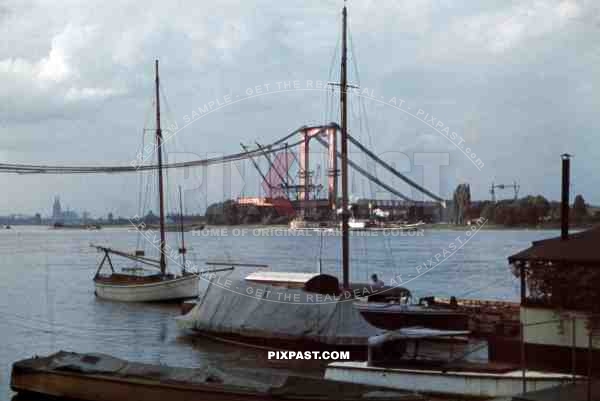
178 185 186 271
561 153 571 240
285 143 289 190
340 3 349 289
572 317 577 382
588 330 593 401
520 263 526 304
155 60 167 275
520 263 527 394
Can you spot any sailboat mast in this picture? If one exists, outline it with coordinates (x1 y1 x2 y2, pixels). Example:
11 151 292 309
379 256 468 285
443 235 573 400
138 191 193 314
340 4 350 289
155 59 167 275
178 185 186 271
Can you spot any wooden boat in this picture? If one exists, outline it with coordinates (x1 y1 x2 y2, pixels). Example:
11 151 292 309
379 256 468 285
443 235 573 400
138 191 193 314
11 351 422 401
432 296 521 337
348 218 368 229
326 361 575 399
93 253 199 302
393 221 425 231
324 330 576 399
51 223 102 230
176 274 417 359
92 61 199 302
288 217 332 230
354 302 469 331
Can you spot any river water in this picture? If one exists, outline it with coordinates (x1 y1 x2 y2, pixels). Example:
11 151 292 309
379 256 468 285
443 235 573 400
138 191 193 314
0 225 559 399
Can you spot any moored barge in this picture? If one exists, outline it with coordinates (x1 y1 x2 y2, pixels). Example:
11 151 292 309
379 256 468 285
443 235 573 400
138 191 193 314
11 351 422 401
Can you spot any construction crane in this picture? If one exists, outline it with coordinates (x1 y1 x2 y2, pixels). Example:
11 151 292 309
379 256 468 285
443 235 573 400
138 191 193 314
490 181 520 202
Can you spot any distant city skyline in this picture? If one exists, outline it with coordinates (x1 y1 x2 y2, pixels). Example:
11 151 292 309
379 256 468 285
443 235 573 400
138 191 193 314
0 187 596 220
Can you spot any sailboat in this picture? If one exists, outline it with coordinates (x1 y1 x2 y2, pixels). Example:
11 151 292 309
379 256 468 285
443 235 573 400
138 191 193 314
93 60 199 302
177 4 457 349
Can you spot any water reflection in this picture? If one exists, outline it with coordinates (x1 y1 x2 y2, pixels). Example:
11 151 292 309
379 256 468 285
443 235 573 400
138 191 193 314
1 226 557 399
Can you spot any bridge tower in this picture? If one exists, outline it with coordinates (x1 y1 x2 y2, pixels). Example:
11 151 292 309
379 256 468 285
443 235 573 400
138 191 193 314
298 125 338 213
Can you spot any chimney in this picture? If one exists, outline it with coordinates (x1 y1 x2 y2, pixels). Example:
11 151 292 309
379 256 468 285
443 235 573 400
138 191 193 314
561 153 571 240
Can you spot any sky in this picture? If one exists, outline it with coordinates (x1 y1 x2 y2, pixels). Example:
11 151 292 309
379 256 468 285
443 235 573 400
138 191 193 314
0 0 598 218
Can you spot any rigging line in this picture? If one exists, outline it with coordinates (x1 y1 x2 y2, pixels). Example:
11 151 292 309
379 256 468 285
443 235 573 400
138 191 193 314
144 168 154 221
135 128 147 252
164 144 171 222
316 227 325 274
347 133 445 205
349 29 378 199
327 23 341 84
345 35 367 201
348 101 367 200
324 85 331 128
325 26 341 124
160 81 184 213
159 80 176 127
330 84 337 126
137 162 151 253
313 135 413 202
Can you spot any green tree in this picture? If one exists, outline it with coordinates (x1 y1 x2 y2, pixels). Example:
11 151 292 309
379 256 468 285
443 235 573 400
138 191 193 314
481 202 495 222
452 183 471 225
206 200 240 225
573 194 587 223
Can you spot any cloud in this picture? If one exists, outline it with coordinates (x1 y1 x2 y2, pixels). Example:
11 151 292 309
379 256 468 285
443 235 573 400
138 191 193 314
420 0 585 62
0 0 257 123
0 24 125 121
0 0 599 215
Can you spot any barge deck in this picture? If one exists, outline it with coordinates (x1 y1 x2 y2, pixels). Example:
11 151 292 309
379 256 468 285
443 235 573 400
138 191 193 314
11 351 423 401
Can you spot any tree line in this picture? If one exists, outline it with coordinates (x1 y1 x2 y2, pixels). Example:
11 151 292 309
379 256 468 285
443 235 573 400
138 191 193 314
453 184 595 227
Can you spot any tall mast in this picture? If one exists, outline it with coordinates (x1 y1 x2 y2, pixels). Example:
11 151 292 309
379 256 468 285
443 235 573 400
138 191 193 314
155 59 167 275
178 185 186 271
340 3 350 289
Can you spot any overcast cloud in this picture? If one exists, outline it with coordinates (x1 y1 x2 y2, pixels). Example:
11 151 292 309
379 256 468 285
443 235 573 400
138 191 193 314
1 0 598 217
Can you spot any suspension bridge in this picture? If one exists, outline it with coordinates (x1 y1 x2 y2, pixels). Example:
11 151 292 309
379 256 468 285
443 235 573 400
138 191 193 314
0 122 445 218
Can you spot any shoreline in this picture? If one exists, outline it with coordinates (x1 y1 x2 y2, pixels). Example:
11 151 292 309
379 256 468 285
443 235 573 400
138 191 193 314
1 222 593 231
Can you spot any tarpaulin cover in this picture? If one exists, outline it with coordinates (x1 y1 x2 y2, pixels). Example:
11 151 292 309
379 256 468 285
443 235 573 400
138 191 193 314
176 277 383 346
21 351 278 390
13 351 414 399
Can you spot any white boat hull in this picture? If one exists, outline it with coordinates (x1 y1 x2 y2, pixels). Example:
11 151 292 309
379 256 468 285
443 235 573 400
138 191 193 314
94 274 200 302
348 221 366 229
325 362 575 398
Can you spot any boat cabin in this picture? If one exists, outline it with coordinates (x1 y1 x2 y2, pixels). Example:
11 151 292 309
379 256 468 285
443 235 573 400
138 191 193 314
244 272 320 289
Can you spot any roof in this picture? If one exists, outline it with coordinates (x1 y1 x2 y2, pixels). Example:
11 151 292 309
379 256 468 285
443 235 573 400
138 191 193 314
508 225 600 266
244 271 319 286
